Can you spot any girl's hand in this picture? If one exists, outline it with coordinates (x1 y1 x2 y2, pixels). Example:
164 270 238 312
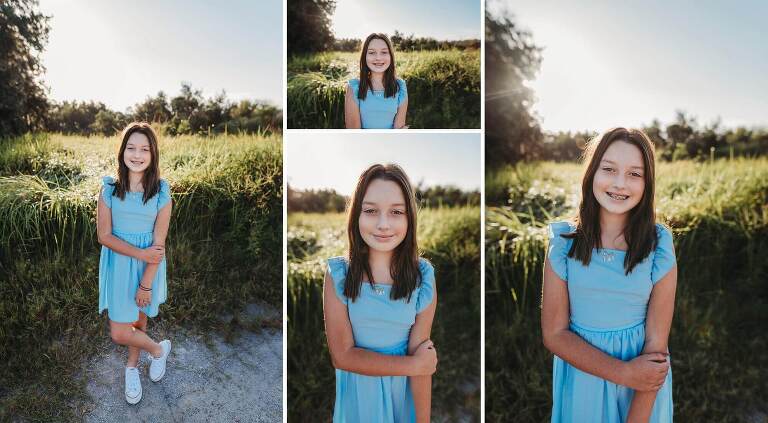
135 288 152 308
412 339 438 375
140 246 165 264
621 353 669 391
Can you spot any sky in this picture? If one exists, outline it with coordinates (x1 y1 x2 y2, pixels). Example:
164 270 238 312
285 133 481 195
39 0 283 112
488 0 768 132
332 0 481 41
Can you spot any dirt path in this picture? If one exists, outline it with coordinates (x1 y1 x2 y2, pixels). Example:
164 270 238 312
82 304 282 422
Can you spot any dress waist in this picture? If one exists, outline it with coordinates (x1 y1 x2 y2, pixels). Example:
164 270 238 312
570 320 645 334
360 341 408 356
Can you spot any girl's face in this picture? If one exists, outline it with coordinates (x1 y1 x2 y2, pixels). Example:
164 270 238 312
123 132 152 174
365 38 391 74
592 140 645 218
358 178 408 253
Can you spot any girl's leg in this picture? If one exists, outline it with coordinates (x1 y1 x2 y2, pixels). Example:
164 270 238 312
110 317 162 362
126 312 149 367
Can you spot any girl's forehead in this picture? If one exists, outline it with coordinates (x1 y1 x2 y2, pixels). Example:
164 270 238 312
362 179 406 203
367 38 389 50
126 132 151 146
600 141 644 168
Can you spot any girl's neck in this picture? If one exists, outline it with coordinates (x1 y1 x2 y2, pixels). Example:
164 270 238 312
599 208 628 248
369 72 385 89
367 248 394 284
128 171 145 192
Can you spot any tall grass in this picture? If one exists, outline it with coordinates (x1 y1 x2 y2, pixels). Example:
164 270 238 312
287 50 481 129
0 133 282 421
287 207 481 422
485 159 768 422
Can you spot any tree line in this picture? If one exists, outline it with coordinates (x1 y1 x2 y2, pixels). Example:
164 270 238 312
45 84 282 136
288 184 481 213
333 32 480 52
541 113 768 162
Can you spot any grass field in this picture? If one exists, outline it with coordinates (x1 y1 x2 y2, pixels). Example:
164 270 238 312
485 159 768 422
0 133 282 421
287 207 481 422
287 50 480 129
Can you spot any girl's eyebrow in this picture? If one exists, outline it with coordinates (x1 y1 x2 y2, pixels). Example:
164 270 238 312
600 159 643 169
362 201 406 207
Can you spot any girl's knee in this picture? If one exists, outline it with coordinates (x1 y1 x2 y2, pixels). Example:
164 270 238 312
110 325 131 345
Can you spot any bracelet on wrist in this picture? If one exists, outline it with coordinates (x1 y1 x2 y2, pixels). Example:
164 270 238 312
139 284 152 291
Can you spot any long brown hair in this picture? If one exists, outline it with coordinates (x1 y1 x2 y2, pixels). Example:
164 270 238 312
345 163 420 301
111 122 161 204
357 33 400 101
562 127 658 274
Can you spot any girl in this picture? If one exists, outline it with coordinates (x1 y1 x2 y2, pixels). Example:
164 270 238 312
97 122 173 405
541 128 677 423
345 33 408 129
323 163 437 422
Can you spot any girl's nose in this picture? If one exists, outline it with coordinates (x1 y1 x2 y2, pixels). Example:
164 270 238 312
377 215 390 230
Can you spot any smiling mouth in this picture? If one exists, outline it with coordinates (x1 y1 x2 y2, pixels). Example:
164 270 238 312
606 192 629 200
373 234 394 241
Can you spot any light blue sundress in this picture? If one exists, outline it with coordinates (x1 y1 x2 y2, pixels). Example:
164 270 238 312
98 176 171 323
348 78 408 129
547 221 676 423
327 256 435 423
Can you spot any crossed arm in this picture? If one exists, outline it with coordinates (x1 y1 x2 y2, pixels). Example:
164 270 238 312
541 258 676 423
96 189 172 287
323 271 437 422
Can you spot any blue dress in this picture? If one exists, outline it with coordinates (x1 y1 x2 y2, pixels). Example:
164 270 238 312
98 176 171 323
327 256 435 423
348 78 408 129
547 221 676 423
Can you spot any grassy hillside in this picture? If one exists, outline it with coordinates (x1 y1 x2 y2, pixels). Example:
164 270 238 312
287 50 480 129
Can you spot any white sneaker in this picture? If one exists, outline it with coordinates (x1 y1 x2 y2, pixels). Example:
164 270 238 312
149 339 171 382
125 367 142 404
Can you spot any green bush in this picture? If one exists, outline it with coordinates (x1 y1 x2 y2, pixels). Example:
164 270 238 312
0 133 283 421
485 159 768 422
287 50 481 129
287 207 481 422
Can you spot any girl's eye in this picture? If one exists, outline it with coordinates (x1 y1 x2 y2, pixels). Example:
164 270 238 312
363 208 377 214
391 209 405 216
630 172 643 178
602 167 614 172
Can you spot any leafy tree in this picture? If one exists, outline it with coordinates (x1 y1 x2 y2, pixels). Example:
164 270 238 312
287 0 335 55
0 0 50 136
485 9 543 166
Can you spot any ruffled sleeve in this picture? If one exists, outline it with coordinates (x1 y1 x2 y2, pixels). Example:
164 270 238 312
326 256 349 305
348 79 360 99
101 176 115 209
651 224 676 284
157 179 171 210
396 79 408 105
547 221 573 282
415 258 435 313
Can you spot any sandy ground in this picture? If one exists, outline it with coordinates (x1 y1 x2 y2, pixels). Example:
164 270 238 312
82 303 282 423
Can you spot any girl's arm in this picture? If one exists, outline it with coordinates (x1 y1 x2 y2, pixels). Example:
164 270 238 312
541 258 670 391
323 271 437 377
408 287 437 423
627 266 677 423
96 189 163 263
344 84 362 129
136 201 172 290
393 98 408 129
